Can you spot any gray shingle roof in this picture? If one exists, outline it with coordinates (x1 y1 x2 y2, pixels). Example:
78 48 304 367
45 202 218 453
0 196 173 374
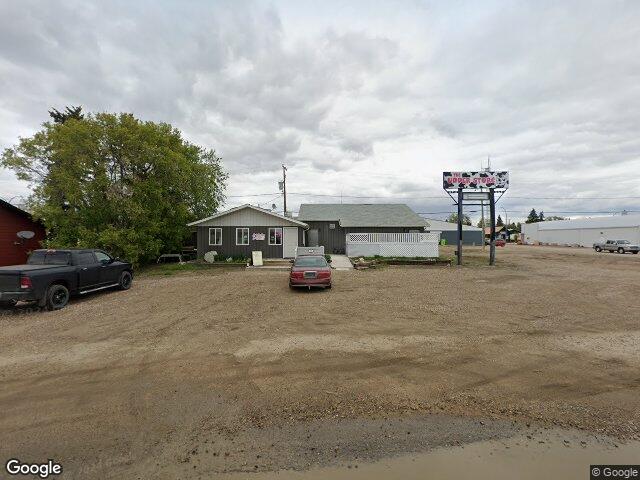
298 204 429 228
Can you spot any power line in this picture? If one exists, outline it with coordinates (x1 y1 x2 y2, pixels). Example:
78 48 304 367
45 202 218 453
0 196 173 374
418 210 640 215
226 191 640 201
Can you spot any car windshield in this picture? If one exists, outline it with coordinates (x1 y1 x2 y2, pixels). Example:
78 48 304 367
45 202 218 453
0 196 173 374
27 251 71 265
294 256 327 267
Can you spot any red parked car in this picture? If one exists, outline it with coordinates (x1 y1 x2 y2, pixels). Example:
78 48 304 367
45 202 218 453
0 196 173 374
289 255 332 290
485 239 506 247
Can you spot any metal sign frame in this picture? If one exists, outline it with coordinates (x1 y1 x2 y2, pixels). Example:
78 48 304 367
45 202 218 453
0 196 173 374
443 171 509 266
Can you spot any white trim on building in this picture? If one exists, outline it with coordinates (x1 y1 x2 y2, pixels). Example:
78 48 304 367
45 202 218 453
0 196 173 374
188 204 307 227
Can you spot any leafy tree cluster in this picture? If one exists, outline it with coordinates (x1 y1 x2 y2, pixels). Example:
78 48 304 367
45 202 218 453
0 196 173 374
526 208 566 223
507 221 522 233
1 112 227 265
477 216 520 232
446 213 472 226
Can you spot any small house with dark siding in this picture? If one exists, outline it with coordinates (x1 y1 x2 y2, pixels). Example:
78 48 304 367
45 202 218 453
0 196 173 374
188 204 308 259
297 203 429 254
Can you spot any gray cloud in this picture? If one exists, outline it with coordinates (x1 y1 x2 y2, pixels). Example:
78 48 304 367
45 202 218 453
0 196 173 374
1 0 639 221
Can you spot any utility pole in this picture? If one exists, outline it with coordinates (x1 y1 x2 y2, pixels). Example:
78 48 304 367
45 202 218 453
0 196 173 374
502 206 508 242
281 164 288 216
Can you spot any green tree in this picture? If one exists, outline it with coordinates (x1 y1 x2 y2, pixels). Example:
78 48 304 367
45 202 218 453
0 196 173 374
545 215 566 221
477 218 487 228
538 210 545 222
1 112 227 265
507 221 521 233
526 208 539 224
496 215 504 227
447 213 472 226
48 105 84 124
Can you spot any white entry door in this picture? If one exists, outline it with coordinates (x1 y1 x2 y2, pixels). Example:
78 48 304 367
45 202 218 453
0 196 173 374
283 227 298 258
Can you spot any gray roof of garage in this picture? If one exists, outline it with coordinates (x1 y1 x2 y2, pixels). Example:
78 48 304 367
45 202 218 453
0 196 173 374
298 203 429 228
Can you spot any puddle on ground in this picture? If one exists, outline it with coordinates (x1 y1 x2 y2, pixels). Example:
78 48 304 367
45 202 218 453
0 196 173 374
218 429 640 480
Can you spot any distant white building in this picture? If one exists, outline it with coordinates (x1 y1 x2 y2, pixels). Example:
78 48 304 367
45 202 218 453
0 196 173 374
521 215 640 247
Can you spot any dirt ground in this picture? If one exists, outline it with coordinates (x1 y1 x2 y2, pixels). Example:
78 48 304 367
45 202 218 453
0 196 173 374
1 245 639 478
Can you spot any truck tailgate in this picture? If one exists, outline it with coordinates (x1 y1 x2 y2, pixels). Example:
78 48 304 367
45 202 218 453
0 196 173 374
0 273 19 291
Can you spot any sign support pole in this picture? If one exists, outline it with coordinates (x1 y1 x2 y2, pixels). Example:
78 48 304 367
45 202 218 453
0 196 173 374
457 187 463 266
489 188 496 266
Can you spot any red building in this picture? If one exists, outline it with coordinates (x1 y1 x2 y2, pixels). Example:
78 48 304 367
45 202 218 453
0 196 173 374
0 199 46 266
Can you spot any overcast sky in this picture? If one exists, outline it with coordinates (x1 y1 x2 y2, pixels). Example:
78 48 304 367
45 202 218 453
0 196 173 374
1 0 639 223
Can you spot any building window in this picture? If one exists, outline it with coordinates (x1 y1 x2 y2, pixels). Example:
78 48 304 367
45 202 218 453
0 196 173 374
269 228 282 245
329 223 336 229
236 228 249 245
209 228 222 245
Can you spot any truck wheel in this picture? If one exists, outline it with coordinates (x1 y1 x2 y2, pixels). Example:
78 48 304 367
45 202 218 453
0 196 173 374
46 284 69 310
617 248 625 254
633 251 638 254
595 246 602 252
118 271 133 290
0 299 17 308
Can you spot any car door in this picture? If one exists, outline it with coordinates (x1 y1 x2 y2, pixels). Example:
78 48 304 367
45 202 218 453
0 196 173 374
94 251 120 285
76 252 102 289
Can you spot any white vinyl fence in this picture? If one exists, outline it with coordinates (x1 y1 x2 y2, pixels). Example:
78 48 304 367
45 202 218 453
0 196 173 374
346 232 440 258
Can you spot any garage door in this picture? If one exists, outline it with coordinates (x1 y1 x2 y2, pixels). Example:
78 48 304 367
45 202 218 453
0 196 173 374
283 227 298 258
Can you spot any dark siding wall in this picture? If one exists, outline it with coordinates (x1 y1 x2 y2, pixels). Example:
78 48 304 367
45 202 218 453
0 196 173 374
0 206 46 266
440 230 483 246
305 221 345 253
197 226 289 259
305 222 425 254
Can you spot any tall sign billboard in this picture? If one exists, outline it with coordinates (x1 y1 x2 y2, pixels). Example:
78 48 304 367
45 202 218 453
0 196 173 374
443 171 509 190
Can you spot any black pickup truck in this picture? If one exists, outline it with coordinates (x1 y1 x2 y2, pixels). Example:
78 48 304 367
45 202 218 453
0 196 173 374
0 249 133 310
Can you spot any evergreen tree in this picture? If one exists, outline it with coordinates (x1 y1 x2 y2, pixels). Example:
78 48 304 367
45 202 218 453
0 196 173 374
48 105 84 124
526 208 539 224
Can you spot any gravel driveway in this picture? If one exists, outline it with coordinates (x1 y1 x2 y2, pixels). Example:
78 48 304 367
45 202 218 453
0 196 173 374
1 245 639 478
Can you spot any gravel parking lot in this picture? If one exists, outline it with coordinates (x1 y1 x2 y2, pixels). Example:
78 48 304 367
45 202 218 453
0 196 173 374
1 245 639 478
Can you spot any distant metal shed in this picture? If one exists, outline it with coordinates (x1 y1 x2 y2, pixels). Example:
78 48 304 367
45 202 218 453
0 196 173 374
522 215 640 246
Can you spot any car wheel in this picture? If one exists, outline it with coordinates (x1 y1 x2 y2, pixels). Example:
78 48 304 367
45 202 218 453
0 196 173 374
46 284 69 310
633 251 638 254
0 299 18 308
326 283 332 289
618 248 625 254
595 247 601 252
118 271 133 290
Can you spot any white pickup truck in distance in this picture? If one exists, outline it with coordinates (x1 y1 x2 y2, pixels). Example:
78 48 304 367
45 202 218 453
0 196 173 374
593 240 639 254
